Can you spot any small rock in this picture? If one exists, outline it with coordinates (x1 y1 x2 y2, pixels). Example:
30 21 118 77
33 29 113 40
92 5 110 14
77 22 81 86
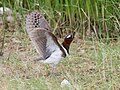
60 79 72 89
0 7 12 15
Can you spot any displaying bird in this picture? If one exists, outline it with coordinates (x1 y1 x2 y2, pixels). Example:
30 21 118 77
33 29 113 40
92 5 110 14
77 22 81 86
26 11 75 70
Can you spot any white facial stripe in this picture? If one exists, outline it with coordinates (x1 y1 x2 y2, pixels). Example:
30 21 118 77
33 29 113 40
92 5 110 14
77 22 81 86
66 35 71 38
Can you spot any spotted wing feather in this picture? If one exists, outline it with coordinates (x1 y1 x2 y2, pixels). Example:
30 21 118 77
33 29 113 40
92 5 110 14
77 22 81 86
26 11 51 32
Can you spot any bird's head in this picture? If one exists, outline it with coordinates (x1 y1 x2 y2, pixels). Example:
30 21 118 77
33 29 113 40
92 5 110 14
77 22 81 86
62 32 75 54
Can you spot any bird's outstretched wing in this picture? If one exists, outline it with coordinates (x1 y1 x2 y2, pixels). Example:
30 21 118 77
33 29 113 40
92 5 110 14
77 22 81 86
29 28 47 59
26 11 51 32
27 28 65 60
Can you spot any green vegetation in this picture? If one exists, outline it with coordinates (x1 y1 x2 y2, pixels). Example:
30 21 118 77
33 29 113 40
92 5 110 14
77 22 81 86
1 0 120 38
0 0 120 90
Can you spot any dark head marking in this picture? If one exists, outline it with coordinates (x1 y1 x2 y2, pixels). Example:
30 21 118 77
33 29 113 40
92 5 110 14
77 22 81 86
62 32 75 54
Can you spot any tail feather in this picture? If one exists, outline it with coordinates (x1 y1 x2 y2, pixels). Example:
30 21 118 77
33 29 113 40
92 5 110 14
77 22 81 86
26 11 51 32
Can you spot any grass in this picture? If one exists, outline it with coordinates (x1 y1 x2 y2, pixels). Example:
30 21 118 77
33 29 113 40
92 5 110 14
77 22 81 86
0 32 120 90
0 0 120 89
0 0 120 38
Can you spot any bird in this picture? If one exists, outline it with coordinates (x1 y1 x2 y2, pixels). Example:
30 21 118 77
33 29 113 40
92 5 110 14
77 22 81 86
25 11 75 72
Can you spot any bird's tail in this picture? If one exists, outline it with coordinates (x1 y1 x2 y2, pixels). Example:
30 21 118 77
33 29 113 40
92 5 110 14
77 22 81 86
26 11 51 32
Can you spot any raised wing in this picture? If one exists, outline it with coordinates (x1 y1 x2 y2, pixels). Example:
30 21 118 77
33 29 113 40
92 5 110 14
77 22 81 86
28 28 65 60
28 28 47 59
26 11 51 32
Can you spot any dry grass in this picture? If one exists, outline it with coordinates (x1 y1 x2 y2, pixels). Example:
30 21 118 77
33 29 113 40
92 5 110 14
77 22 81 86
0 0 120 89
0 31 120 90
